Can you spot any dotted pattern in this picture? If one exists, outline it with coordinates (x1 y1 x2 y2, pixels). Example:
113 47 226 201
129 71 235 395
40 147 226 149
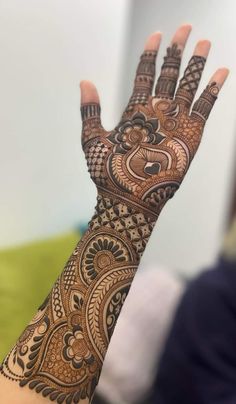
126 92 149 112
85 140 108 186
52 278 65 319
63 254 77 292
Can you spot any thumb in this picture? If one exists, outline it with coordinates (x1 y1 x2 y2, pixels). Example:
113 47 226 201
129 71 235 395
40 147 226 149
80 80 103 150
80 80 101 124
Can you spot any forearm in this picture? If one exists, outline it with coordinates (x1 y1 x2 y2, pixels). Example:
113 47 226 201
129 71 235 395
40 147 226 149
0 189 157 404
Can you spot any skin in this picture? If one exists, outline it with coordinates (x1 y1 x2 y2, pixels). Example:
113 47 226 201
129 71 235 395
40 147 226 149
0 24 229 404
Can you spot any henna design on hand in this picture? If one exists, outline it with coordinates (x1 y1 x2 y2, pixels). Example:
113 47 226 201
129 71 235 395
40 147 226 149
155 43 181 99
126 50 157 113
191 81 219 121
175 55 206 105
0 26 228 404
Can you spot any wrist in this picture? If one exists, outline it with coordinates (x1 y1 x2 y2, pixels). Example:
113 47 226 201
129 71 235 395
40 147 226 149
89 189 158 261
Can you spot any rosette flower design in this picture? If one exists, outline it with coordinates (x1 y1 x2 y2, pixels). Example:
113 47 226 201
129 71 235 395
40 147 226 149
108 111 165 154
63 325 94 369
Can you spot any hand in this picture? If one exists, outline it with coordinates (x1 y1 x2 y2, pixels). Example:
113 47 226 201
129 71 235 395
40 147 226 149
80 25 228 217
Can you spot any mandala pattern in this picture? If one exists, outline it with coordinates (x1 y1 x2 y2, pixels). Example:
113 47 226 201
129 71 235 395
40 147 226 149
79 231 135 285
1 39 220 404
108 111 165 154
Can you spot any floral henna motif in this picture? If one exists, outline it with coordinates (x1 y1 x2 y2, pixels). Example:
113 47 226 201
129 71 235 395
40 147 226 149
108 111 166 153
1 38 221 404
63 326 94 369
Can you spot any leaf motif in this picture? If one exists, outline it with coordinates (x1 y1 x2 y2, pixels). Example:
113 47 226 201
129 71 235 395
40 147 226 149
17 356 25 371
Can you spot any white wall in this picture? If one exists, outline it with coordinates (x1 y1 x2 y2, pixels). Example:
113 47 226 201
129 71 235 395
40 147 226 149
0 0 130 247
123 0 236 274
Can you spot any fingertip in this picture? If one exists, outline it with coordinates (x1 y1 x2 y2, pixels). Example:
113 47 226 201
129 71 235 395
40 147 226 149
171 23 192 48
180 23 193 30
216 67 230 77
80 80 100 104
193 39 211 58
144 31 162 51
210 67 230 89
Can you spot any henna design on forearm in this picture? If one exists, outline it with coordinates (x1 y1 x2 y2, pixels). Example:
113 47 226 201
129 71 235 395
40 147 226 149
0 197 147 403
1 39 220 404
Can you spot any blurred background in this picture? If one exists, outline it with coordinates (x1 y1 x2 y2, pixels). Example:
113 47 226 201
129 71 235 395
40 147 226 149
0 0 236 393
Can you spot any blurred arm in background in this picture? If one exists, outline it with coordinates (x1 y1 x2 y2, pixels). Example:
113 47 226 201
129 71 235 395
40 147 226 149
148 217 236 404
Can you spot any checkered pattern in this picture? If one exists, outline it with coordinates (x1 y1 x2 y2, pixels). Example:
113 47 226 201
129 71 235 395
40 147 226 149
179 56 205 96
63 247 80 291
90 195 155 258
85 140 108 186
126 92 149 112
